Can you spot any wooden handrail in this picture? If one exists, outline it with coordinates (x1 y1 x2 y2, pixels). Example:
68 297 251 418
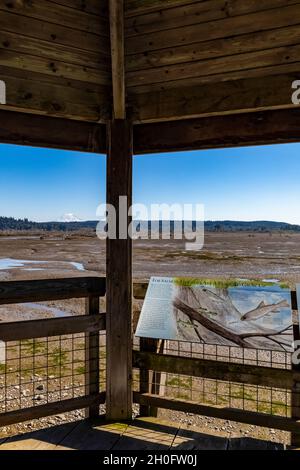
0 276 106 305
0 313 106 341
133 392 300 434
0 393 106 428
133 350 297 389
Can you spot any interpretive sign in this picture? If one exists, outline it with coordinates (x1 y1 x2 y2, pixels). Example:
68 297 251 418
135 277 293 351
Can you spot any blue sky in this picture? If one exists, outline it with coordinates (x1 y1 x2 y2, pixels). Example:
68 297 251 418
0 142 299 223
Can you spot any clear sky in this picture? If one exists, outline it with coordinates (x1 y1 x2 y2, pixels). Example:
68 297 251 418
0 142 299 223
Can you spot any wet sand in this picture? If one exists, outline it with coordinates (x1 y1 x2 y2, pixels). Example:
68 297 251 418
0 231 299 321
0 231 299 445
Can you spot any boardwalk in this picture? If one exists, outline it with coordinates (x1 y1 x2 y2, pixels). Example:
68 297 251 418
0 418 285 450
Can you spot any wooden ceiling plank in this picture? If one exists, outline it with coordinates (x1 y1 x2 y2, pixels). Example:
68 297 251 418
130 72 299 123
126 4 300 55
127 43 300 88
0 0 109 38
126 24 300 72
0 10 110 55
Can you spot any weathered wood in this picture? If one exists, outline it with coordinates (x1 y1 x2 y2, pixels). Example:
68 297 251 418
56 418 128 450
133 392 300 434
125 0 227 37
139 338 159 416
292 290 298 311
51 0 108 17
130 72 298 123
109 0 126 119
85 296 100 418
126 24 300 71
125 0 298 17
126 4 300 55
133 281 148 299
0 110 106 153
0 68 110 122
0 314 106 342
0 421 80 450
0 30 110 70
125 0 300 35
127 44 300 88
292 324 300 446
133 351 298 389
106 119 133 420
0 0 109 37
0 10 110 55
125 0 202 17
0 277 105 305
0 393 105 428
0 48 110 86
133 110 300 154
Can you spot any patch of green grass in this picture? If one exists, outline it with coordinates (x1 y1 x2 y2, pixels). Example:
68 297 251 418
21 339 47 355
173 277 288 289
75 365 85 375
166 376 192 389
165 251 243 262
50 347 68 371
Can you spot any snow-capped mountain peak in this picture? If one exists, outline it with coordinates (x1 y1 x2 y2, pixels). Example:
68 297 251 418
60 213 82 222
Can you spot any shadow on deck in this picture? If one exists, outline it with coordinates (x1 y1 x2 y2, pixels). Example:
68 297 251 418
0 418 285 450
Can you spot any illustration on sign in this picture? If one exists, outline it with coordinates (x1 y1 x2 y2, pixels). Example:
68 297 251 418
135 277 293 351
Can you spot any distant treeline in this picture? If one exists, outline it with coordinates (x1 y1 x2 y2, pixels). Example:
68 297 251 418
0 217 300 233
0 217 97 232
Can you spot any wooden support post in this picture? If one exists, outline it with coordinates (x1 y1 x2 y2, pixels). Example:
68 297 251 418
139 338 159 417
85 295 100 418
291 322 300 447
139 338 166 417
106 119 133 420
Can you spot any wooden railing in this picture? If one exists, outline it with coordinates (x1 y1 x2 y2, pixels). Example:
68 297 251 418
0 277 299 446
0 277 106 427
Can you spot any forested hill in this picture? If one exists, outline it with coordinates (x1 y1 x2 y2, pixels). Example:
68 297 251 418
0 217 97 231
0 217 300 232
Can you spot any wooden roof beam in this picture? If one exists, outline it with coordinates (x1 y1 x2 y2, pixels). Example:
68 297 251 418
109 0 126 119
133 108 300 154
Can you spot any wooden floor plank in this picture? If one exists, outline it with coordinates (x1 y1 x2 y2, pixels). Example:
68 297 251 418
0 417 288 450
228 437 285 450
112 417 178 450
172 427 229 450
0 421 80 450
56 419 129 450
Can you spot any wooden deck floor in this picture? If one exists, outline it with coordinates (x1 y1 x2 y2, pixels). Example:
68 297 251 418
0 417 285 450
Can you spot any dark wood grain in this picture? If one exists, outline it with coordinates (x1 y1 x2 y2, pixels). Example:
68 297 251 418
0 277 105 305
85 296 101 418
133 351 298 389
106 119 133 420
0 314 106 341
134 392 300 434
0 393 105 427
0 110 106 153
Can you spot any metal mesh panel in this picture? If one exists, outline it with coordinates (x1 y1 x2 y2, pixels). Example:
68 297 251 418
0 331 106 414
133 338 297 418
